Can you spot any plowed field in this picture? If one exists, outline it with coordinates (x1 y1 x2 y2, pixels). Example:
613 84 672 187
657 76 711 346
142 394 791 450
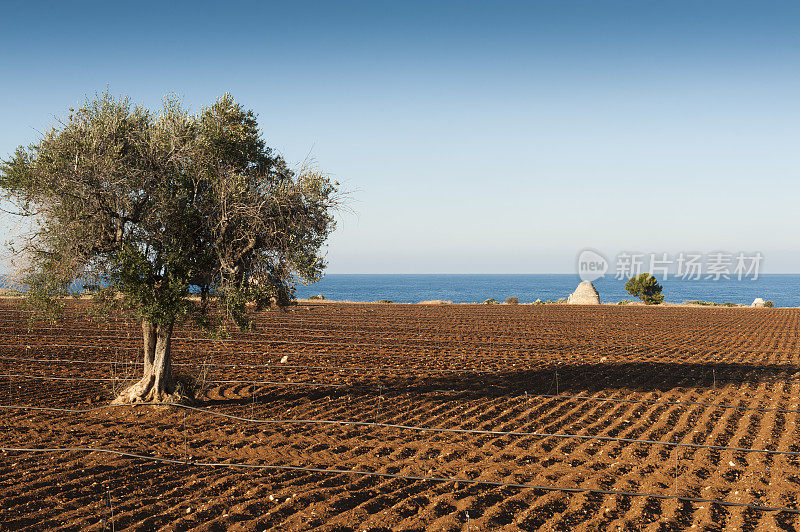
1 300 800 531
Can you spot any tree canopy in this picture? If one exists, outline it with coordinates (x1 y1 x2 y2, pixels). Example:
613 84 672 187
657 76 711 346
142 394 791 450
0 91 339 402
625 273 664 305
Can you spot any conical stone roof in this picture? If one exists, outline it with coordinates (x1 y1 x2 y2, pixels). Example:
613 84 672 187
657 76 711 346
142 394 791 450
567 281 600 305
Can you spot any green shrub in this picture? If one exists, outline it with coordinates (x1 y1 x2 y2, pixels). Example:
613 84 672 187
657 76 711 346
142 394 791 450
625 273 664 305
377 299 393 304
308 294 325 300
765 300 775 308
505 296 519 305
483 298 499 305
617 299 633 305
686 300 739 307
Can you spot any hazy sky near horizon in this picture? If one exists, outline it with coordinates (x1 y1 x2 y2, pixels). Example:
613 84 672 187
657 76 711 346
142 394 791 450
1 1 798 273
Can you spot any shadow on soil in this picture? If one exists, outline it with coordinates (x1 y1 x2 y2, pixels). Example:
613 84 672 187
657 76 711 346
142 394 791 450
200 360 800 407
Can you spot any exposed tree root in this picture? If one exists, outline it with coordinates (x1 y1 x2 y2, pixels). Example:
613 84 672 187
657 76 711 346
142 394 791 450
111 373 191 404
111 319 195 405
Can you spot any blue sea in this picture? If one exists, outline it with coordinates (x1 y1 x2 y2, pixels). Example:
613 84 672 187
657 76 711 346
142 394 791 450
295 274 800 307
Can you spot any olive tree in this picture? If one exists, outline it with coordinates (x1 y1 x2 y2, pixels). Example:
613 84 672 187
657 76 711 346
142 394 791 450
0 92 339 403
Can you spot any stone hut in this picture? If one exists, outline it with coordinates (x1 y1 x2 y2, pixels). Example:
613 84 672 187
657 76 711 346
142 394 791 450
567 281 600 305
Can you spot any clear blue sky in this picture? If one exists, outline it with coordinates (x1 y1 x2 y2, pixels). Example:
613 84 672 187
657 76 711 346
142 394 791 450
1 1 798 273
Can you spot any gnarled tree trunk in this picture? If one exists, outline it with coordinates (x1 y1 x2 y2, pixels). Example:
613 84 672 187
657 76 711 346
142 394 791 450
142 320 156 375
113 319 184 404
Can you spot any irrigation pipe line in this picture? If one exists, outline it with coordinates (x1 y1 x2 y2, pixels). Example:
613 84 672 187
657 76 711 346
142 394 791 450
0 307 787 331
16 350 778 378
4 354 800 394
0 303 793 322
4 342 799 362
3 402 800 459
1 331 794 357
0 357 800 420
0 316 792 338
4 362 800 389
2 368 800 410
4 350 800 373
527 392 800 416
1 325 796 356
4 320 795 343
0 319 792 342
0 354 782 381
0 445 796 514
0 343 141 351
0 373 346 388
3 343 800 369
3 327 790 354
6 362 800 416
1 324 792 343
4 336 659 353
0 355 512 376
4 334 795 359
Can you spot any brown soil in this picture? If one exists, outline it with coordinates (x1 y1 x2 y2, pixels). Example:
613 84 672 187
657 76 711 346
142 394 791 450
1 301 800 531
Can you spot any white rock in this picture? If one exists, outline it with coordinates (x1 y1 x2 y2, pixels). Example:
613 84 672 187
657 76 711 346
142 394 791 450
280 355 289 364
751 298 765 308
